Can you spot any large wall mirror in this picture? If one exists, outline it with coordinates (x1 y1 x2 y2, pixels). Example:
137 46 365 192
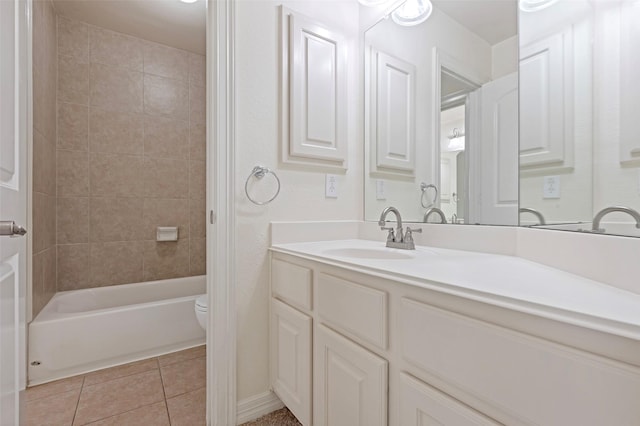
363 0 519 225
519 0 640 238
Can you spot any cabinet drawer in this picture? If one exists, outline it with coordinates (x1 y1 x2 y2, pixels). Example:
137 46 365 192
317 273 387 349
400 297 640 425
272 258 313 312
399 373 499 426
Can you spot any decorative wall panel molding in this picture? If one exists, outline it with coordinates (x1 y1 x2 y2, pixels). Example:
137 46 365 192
280 7 348 170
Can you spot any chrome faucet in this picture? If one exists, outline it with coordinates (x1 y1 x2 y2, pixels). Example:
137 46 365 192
592 206 640 232
423 207 446 223
519 207 546 225
378 207 421 250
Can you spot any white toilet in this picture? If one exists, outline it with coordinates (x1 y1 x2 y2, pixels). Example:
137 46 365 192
195 295 207 330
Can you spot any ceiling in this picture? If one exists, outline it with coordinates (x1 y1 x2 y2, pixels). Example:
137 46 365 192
53 0 206 54
432 0 517 45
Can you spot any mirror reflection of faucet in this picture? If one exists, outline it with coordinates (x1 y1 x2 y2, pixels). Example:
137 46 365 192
423 207 446 224
378 207 422 250
519 207 546 226
591 206 640 233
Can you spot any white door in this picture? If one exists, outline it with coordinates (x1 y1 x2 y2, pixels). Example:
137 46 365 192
0 0 29 424
478 73 518 225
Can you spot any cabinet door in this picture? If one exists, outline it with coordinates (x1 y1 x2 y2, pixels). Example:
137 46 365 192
399 373 499 426
271 299 312 425
314 324 388 426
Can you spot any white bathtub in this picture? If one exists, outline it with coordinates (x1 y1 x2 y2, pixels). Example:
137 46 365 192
28 275 206 385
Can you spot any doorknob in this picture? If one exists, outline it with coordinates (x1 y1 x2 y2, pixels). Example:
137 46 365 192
0 221 27 237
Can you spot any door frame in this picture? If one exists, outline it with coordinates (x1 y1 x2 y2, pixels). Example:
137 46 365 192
207 0 237 424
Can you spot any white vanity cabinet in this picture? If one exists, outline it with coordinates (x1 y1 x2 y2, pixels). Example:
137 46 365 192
270 249 640 426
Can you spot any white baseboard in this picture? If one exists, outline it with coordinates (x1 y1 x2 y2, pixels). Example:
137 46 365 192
236 390 285 425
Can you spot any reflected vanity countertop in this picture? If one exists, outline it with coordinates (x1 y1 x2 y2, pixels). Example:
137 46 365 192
270 239 640 341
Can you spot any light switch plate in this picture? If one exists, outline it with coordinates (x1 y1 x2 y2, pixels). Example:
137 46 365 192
376 180 386 200
543 175 560 199
326 174 338 198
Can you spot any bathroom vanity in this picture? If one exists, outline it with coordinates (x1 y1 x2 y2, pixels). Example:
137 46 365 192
269 239 640 426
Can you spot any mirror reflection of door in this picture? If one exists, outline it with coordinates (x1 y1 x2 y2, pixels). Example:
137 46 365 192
439 69 478 224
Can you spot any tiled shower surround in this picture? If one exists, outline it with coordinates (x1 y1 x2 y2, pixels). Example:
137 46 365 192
54 17 206 292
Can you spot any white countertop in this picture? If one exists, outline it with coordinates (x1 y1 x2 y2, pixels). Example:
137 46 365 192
271 239 640 341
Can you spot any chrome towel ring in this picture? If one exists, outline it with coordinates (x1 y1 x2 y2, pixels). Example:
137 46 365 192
420 183 438 208
245 165 281 205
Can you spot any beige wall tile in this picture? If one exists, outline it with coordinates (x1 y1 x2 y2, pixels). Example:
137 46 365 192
189 198 206 238
57 197 89 244
31 251 45 317
190 238 206 276
90 153 144 197
57 17 88 60
33 0 57 139
90 198 145 242
189 54 206 88
143 75 189 120
89 108 143 155
58 102 88 151
142 198 189 240
144 115 189 160
143 240 189 281
33 130 55 195
89 26 143 71
57 244 90 291
189 160 205 200
89 241 143 287
25 389 80 426
44 195 56 249
159 356 205 398
32 192 45 254
87 402 169 426
43 247 57 300
58 150 89 197
189 121 206 160
143 43 189 81
74 370 164 425
143 157 189 199
189 84 206 125
58 55 89 105
166 387 206 426
89 63 143 113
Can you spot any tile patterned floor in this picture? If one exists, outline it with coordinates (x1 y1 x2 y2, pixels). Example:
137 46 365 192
25 345 206 426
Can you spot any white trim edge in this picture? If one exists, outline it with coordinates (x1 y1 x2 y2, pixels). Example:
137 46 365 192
236 391 285 425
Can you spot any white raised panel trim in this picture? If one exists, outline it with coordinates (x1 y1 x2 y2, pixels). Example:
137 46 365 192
236 391 285 425
270 299 312 425
370 50 416 174
400 297 640 426
519 29 574 169
620 1 640 165
280 7 348 169
317 272 388 350
314 324 388 426
272 259 313 312
399 373 499 426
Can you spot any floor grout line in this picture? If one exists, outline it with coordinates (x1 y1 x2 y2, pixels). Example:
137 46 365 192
70 376 86 426
78 400 166 426
157 356 172 426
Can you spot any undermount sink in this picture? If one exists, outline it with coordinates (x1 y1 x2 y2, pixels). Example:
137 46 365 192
321 247 415 260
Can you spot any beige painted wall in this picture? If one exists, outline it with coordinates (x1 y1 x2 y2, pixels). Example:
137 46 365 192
234 0 363 400
54 16 207 291
32 0 58 318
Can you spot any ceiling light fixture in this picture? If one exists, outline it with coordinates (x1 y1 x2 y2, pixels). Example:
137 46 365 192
180 0 199 3
391 0 433 26
447 128 465 151
518 0 559 12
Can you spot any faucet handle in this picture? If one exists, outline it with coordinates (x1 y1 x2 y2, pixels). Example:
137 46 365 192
381 227 395 242
404 227 421 243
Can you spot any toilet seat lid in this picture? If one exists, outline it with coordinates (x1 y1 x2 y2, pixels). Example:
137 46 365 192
195 295 207 310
